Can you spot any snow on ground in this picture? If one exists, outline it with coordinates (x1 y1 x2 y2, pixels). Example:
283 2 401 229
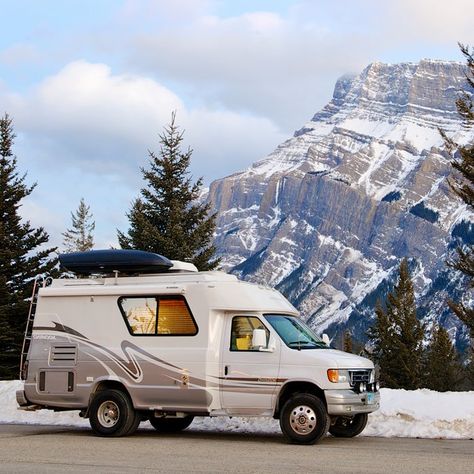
1 381 473 439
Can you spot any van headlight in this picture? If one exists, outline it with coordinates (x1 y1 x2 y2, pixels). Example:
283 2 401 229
327 369 349 383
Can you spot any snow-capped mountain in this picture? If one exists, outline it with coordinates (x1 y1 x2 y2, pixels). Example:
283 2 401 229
209 59 473 348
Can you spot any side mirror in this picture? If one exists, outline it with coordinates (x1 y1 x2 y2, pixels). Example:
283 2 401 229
252 329 267 349
322 333 330 346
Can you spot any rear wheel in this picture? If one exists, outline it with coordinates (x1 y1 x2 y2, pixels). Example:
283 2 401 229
89 389 138 437
149 415 194 433
329 413 368 438
279 393 328 444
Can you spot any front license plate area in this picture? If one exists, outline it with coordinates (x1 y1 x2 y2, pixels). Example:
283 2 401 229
366 392 375 404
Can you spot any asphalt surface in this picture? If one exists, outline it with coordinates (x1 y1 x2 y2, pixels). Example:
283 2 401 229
0 424 471 473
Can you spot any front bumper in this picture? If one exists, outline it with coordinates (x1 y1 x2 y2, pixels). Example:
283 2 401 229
325 389 380 416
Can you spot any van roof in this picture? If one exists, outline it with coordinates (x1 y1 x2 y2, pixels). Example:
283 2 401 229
50 270 238 288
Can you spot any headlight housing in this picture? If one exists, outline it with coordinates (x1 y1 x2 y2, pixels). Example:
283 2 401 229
327 369 349 383
370 369 375 383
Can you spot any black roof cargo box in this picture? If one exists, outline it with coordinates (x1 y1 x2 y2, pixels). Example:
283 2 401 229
59 249 173 275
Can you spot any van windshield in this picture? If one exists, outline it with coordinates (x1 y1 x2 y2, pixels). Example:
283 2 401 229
264 314 328 350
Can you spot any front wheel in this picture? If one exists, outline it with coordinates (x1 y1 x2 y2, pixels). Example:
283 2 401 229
279 393 328 444
149 415 194 433
329 413 368 438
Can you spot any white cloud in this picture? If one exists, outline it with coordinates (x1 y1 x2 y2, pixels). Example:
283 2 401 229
129 11 364 129
0 43 42 66
117 0 214 24
385 0 474 43
3 60 285 246
3 60 283 179
120 0 473 132
14 61 182 144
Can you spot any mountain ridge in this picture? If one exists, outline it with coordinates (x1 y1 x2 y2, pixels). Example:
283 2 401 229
209 59 473 349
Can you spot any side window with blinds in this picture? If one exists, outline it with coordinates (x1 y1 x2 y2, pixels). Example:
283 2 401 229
119 296 198 336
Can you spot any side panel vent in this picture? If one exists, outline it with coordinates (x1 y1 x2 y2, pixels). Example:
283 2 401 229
49 344 77 366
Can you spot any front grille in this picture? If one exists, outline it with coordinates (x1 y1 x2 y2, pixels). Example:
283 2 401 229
349 369 371 387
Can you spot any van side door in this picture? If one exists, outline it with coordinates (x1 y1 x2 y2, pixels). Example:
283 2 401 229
220 314 281 415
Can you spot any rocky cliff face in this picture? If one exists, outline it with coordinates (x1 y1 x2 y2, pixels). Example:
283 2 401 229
209 60 473 348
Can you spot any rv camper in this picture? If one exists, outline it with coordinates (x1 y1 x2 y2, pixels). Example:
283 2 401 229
17 250 380 444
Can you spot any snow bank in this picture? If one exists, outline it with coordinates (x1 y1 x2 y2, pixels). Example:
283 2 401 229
1 381 473 439
0 380 87 427
364 388 474 439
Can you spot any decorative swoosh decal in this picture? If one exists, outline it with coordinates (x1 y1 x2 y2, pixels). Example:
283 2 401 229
36 324 182 383
34 324 282 394
219 376 287 383
35 322 88 339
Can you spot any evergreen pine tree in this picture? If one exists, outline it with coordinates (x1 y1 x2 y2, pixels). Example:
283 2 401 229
118 112 219 270
443 44 474 358
343 330 353 353
367 259 424 389
367 301 398 387
62 198 95 252
0 114 57 379
423 325 462 391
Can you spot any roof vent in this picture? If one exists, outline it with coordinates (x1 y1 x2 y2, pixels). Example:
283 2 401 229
169 260 198 272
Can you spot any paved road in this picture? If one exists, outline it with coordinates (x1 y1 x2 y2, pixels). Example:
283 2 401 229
0 424 471 473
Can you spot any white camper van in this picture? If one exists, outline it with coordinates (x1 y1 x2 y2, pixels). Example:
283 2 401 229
17 250 380 444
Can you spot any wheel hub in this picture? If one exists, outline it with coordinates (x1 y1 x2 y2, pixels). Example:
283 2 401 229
290 405 317 435
98 401 120 427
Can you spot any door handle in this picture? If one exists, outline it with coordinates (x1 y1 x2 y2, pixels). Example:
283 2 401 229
224 365 229 376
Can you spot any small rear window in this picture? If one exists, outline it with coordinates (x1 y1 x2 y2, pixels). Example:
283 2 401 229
119 295 197 336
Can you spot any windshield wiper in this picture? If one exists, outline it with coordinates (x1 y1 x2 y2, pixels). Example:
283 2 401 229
288 341 327 349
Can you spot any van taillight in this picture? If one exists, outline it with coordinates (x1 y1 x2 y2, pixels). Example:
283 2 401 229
20 360 29 381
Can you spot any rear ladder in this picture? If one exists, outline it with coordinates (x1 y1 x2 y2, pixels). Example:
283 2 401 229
19 277 42 380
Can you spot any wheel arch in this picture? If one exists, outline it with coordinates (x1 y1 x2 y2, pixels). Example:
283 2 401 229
83 378 134 418
274 380 326 419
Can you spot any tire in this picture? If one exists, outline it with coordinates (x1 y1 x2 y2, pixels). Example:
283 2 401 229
124 411 142 436
279 393 329 445
149 415 194 433
329 413 368 438
89 389 138 437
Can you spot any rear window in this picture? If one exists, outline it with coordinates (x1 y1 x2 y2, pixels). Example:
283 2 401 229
118 295 198 336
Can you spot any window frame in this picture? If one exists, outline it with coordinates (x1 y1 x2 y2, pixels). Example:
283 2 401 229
229 315 270 352
118 294 199 337
264 314 328 350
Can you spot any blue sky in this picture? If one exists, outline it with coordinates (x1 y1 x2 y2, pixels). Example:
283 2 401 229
1 0 472 249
